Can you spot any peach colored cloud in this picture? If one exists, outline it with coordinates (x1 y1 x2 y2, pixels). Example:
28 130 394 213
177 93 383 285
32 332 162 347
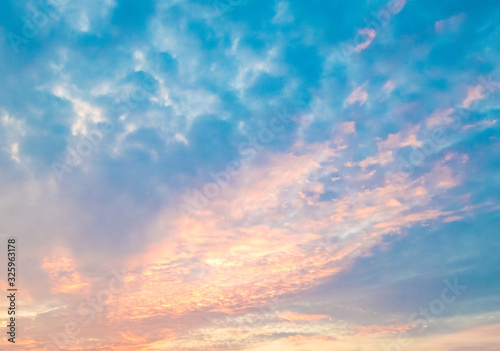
24 138 480 351
41 246 89 294
95 140 469 350
278 313 331 322
354 323 411 336
286 334 338 344
410 323 500 351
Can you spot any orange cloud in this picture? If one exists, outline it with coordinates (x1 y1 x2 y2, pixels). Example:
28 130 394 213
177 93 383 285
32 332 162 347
41 246 89 294
26 134 478 351
278 313 331 322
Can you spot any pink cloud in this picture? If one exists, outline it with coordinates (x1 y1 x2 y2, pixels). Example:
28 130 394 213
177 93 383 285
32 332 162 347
23 137 480 351
358 151 394 169
435 13 465 33
279 312 331 322
442 216 464 223
354 323 412 336
376 125 422 151
388 0 406 14
431 164 459 189
426 108 455 128
414 323 500 351
346 86 368 105
462 119 497 131
355 28 376 52
339 121 356 134
383 80 396 93
461 85 486 108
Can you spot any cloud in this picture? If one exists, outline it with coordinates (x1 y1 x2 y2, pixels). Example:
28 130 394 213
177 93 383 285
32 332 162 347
41 246 89 294
461 85 486 108
339 121 356 134
355 28 376 52
435 13 465 33
346 86 368 106
0 0 499 349
278 313 331 322
426 108 455 128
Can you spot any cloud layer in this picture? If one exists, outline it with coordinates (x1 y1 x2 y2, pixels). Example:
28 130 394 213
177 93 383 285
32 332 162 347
0 0 499 350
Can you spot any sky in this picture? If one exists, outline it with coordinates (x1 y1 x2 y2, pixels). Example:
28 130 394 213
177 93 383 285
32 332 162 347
0 0 499 350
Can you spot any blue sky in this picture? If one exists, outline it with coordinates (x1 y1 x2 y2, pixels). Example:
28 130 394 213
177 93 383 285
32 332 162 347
0 0 499 350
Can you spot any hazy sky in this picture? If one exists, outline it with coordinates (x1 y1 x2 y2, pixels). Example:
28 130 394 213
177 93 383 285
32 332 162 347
0 0 499 350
